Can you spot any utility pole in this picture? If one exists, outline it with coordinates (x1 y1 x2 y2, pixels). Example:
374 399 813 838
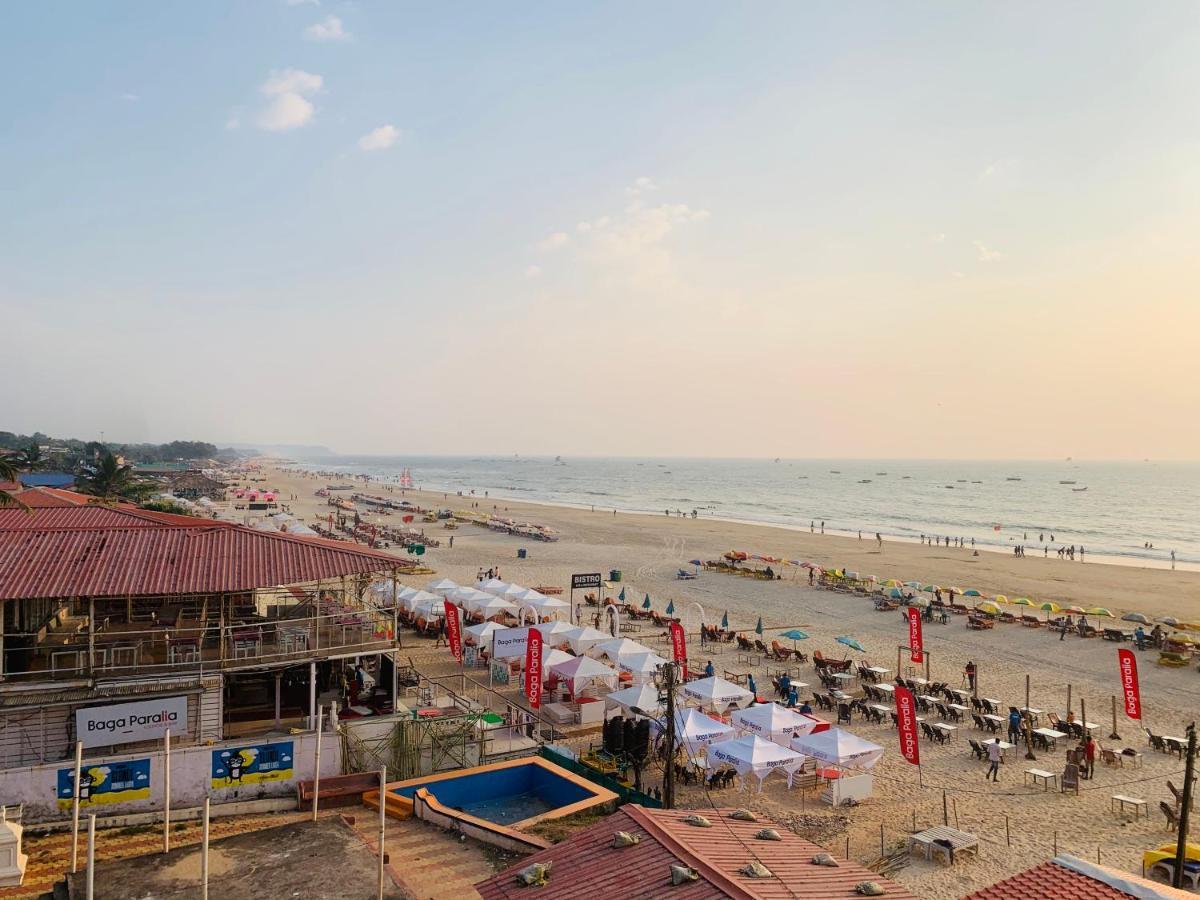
1024 674 1036 761
663 663 677 810
1173 730 1197 889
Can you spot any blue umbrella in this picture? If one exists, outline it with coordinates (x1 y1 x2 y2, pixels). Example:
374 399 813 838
643 594 652 610
779 629 809 641
721 611 729 629
755 616 764 636
666 599 675 616
836 636 865 653
690 559 702 566
619 587 626 603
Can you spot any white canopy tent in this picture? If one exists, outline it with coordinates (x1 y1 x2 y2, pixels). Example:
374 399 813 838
413 600 447 619
541 647 575 669
604 683 664 718
465 621 506 644
525 594 570 614
789 727 884 770
731 703 827 746
590 638 652 661
534 621 577 642
403 590 442 612
705 734 807 791
397 586 422 602
616 651 669 682
477 578 510 593
682 676 755 712
287 523 318 535
560 625 608 654
425 578 459 596
472 596 519 619
672 707 735 755
547 655 618 694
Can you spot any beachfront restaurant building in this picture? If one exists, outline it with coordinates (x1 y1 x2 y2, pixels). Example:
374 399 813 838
0 494 409 774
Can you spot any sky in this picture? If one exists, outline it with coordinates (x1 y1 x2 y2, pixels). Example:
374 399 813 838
2 2 1198 459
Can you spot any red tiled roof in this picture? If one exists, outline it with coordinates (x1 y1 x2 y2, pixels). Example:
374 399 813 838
3 486 95 507
962 856 1192 899
0 509 405 600
475 806 917 900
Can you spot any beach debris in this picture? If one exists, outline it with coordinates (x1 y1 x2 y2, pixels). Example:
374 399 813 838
729 809 758 822
515 862 552 886
669 865 699 885
612 831 640 848
681 814 712 828
739 861 774 878
754 828 782 841
855 882 887 896
812 852 839 867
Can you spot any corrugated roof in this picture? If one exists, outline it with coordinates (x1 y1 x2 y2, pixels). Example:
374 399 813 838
475 806 918 900
962 856 1191 899
6 486 95 508
0 513 404 600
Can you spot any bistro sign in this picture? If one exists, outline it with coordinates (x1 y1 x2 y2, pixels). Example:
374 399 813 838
76 696 189 748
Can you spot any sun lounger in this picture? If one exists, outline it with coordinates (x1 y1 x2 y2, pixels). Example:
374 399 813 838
908 827 979 865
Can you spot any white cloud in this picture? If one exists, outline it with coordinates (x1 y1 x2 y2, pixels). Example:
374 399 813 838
357 124 400 151
536 232 570 252
524 265 542 279
225 113 241 131
931 233 946 244
120 92 140 102
255 69 323 132
952 271 966 279
576 221 592 234
974 241 1002 262
304 15 350 42
626 176 658 197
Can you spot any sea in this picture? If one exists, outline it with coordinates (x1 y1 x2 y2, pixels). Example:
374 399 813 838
287 456 1200 569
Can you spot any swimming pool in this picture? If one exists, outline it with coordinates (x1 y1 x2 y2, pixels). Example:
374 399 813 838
372 757 617 830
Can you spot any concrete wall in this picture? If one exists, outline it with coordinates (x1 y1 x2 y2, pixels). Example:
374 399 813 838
0 729 341 823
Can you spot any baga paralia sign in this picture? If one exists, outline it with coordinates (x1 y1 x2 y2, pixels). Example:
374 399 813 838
76 696 189 748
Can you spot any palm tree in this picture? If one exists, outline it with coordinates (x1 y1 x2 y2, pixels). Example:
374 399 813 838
76 451 150 501
0 456 26 509
20 443 42 471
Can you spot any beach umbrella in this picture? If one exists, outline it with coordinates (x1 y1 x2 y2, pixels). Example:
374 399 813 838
642 594 652 610
946 586 963 595
690 559 702 566
885 587 905 599
963 589 985 598
619 587 626 603
994 595 1008 604
779 629 809 651
921 584 940 593
666 600 675 616
1037 602 1060 613
903 581 922 589
836 636 865 653
755 617 764 636
1009 597 1034 607
721 611 729 629
1122 612 1151 624
884 579 903 587
975 601 1002 615
1086 607 1114 618
907 596 930 608
1157 616 1181 627
1064 605 1086 615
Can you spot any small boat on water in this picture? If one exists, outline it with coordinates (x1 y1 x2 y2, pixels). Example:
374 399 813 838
875 472 888 476
945 485 955 489
1059 480 1076 485
956 479 967 483
1006 477 1022 481
1072 487 1088 492
830 470 841 474
858 479 872 484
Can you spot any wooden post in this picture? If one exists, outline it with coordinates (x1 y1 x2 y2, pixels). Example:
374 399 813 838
1005 815 1010 846
87 596 96 677
1110 695 1120 740
86 813 96 900
163 729 171 853
377 767 387 900
309 661 318 728
391 568 400 652
218 594 226 663
274 673 282 728
312 707 324 822
1024 674 1036 760
1173 730 1197 888
942 790 948 825
71 741 83 873
1066 684 1072 716
0 598 6 681
201 797 210 900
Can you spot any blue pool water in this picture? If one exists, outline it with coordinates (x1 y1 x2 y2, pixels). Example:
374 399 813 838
391 763 594 826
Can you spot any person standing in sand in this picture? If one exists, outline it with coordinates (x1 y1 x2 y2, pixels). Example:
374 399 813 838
875 532 883 551
986 738 1002 781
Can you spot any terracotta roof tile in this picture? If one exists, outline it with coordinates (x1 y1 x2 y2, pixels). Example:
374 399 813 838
962 856 1192 899
475 806 917 900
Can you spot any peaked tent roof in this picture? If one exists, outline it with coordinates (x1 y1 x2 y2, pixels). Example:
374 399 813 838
605 683 664 717
682 675 755 711
790 727 885 770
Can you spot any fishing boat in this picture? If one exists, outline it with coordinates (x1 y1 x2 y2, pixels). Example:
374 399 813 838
1059 480 1076 485
1072 487 1088 492
858 479 872 484
1006 477 1022 481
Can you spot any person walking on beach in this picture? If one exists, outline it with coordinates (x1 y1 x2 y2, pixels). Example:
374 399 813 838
1082 735 1096 779
1172 550 1177 569
1060 615 1072 640
1079 546 1084 562
820 521 825 534
875 532 883 551
808 567 815 586
986 738 1003 781
1007 707 1022 744
965 661 976 692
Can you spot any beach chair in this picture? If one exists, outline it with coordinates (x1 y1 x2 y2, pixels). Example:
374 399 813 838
837 703 852 725
794 650 808 663
769 641 791 661
972 713 987 731
890 711 899 727
1166 737 1186 759
1169 781 1195 811
1061 763 1080 795
1162 801 1181 832
968 739 987 761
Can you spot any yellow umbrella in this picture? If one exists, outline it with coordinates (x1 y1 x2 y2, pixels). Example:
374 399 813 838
1010 597 1034 607
1086 607 1113 618
994 594 1008 604
1038 601 1060 613
884 579 903 587
975 601 1002 615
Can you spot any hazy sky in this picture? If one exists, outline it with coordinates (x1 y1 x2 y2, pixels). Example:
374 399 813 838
3 3 1198 459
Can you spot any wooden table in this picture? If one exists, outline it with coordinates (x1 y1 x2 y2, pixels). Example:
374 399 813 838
1111 794 1147 819
981 714 1005 732
874 683 895 694
1033 727 1067 748
908 826 979 864
1024 768 1058 791
932 723 957 740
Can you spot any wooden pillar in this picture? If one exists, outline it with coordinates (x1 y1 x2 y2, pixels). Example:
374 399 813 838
309 660 318 727
0 598 6 681
87 596 96 677
274 671 282 728
218 594 226 663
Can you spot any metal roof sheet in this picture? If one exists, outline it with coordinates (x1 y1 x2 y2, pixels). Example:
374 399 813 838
962 856 1191 899
0 519 403 600
475 806 917 900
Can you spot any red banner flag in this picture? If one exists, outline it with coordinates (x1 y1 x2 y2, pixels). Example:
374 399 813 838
906 606 923 664
402 514 414 523
443 600 462 664
525 628 543 709
895 685 920 765
668 621 688 680
1118 648 1141 719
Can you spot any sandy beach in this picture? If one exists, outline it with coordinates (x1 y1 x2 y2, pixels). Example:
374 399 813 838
257 463 1200 898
